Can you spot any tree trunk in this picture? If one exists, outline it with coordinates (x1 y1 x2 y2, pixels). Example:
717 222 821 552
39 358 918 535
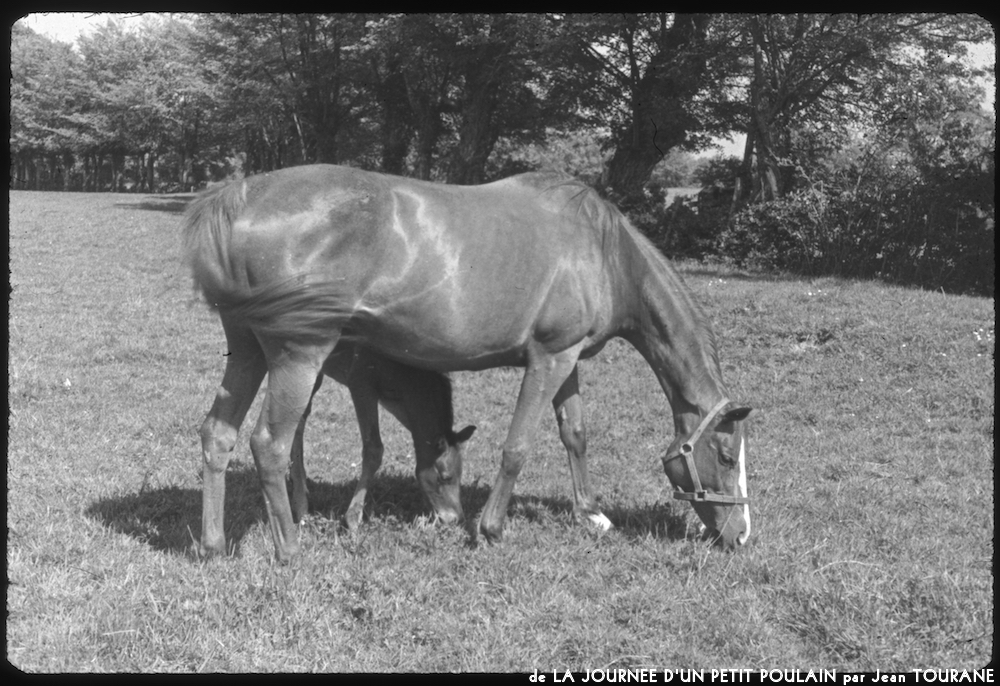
291 111 310 164
405 62 451 181
12 155 26 189
603 149 665 199
47 155 60 191
145 152 157 193
602 14 712 198
62 151 74 191
377 61 412 176
740 15 794 203
131 155 143 191
112 153 124 192
446 60 501 186
409 92 443 181
83 154 93 191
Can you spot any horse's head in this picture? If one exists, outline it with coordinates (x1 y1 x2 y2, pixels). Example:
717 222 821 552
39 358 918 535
663 403 752 550
416 424 476 524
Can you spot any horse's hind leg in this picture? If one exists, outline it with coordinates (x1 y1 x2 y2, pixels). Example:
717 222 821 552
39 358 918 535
553 365 611 531
344 379 383 531
250 337 336 562
198 317 267 557
288 374 324 523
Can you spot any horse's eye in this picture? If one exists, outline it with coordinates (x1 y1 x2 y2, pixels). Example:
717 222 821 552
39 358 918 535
718 441 737 466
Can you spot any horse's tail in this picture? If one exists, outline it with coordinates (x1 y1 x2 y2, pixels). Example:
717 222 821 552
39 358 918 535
182 179 355 342
182 179 249 310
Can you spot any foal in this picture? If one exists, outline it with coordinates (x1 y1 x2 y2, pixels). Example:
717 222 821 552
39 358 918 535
289 343 476 531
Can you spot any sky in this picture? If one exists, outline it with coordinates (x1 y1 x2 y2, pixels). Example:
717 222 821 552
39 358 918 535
17 12 146 45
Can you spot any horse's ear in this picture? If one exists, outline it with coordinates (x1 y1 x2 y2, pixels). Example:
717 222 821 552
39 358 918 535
455 425 476 443
721 406 752 423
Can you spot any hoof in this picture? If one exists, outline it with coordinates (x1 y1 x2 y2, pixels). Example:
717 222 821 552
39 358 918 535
477 518 504 544
291 502 309 525
585 511 614 532
195 537 227 560
273 544 300 565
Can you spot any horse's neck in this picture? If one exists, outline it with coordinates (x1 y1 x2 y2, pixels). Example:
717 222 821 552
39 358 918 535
618 229 726 435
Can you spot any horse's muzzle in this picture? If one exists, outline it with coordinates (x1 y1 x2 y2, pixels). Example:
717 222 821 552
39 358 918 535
705 521 748 550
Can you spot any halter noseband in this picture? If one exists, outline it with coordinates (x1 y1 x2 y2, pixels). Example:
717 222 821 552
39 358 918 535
663 398 749 505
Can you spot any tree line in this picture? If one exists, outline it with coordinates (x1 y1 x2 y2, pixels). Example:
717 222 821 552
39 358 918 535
10 13 995 294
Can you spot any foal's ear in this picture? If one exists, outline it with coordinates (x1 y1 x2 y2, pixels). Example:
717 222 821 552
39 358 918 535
721 406 752 423
455 425 476 443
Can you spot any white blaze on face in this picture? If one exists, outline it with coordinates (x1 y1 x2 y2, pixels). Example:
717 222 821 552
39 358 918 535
737 436 750 545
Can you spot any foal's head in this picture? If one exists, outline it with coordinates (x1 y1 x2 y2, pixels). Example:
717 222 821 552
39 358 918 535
415 425 476 524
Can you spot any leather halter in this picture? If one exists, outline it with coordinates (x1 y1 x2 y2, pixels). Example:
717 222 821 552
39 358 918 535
663 398 749 505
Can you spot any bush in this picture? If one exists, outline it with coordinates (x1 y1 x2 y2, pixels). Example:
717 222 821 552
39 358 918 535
693 155 743 188
717 178 994 296
718 189 827 271
609 183 724 261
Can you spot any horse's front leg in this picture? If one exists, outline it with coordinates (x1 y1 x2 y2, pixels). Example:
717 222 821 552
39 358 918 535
198 318 267 558
553 365 611 531
478 343 584 543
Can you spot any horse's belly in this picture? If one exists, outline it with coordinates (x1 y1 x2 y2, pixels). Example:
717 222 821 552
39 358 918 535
354 312 532 372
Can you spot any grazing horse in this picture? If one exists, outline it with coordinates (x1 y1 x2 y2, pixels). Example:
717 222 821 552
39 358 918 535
184 164 753 562
289 344 475 532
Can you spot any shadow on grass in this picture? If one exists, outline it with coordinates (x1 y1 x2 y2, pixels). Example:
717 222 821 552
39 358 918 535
85 466 263 557
86 468 698 557
604 500 701 542
85 468 463 557
114 194 197 214
305 472 454 525
460 480 694 544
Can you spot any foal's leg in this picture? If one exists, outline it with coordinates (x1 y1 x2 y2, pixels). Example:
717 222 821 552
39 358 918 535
553 365 611 531
478 343 584 543
198 317 267 557
344 380 384 532
249 337 336 562
288 374 325 523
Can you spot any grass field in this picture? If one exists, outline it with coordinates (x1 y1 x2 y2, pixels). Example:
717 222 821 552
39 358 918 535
7 189 994 672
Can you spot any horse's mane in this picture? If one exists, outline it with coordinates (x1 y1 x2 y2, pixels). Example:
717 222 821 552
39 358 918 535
539 174 724 387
